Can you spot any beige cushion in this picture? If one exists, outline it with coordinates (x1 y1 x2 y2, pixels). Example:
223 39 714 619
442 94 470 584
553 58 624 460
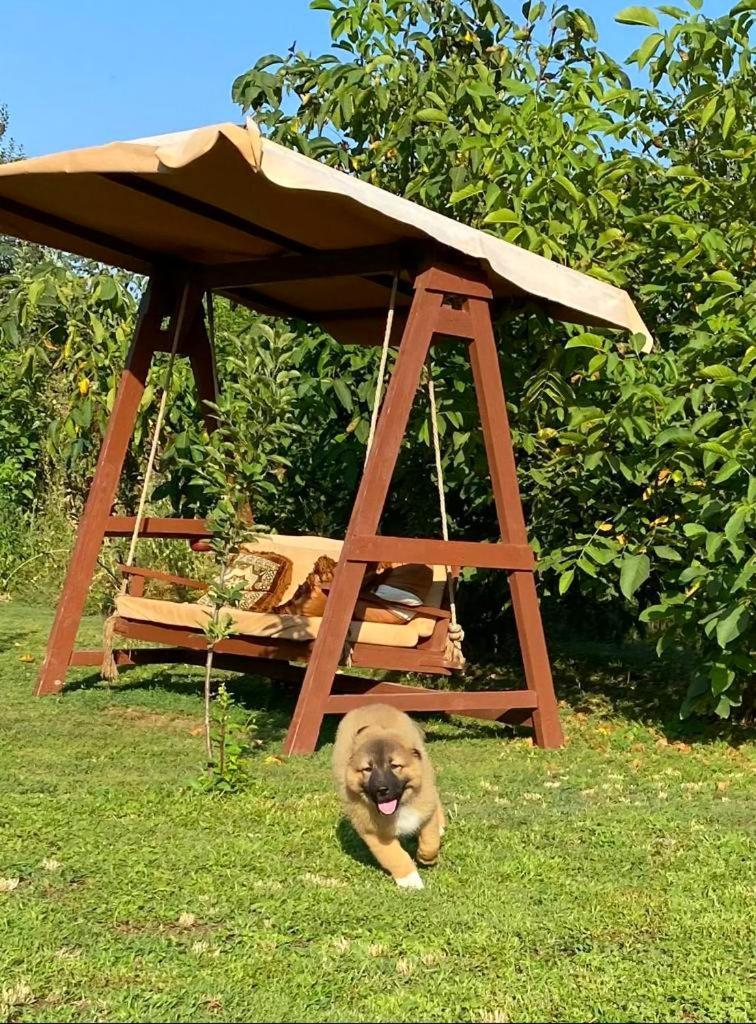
115 593 436 649
116 535 448 650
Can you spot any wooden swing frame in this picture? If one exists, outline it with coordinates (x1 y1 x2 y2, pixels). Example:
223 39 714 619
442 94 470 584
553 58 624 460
34 247 564 754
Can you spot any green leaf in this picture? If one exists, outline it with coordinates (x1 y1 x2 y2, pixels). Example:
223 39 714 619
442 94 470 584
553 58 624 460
450 182 485 204
683 523 706 538
708 269 739 289
484 208 520 224
558 568 575 595
699 95 718 130
636 32 664 67
553 174 581 202
654 426 696 447
416 108 447 123
333 378 353 412
705 531 723 560
499 77 532 97
714 460 741 484
564 333 605 350
699 364 737 382
714 695 733 719
653 545 682 561
724 507 747 544
716 606 749 649
615 6 659 27
620 553 650 600
95 276 117 301
722 106 736 140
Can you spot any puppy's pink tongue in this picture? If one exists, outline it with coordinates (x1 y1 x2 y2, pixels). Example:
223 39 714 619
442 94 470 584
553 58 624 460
378 799 398 815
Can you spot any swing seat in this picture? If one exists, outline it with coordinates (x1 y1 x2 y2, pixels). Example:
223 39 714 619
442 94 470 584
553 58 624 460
110 534 454 663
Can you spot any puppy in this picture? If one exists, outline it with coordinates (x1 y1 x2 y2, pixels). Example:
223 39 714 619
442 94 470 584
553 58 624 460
332 704 446 890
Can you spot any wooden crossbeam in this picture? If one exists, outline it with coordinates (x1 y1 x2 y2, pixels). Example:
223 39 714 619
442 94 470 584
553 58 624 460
325 691 538 713
199 243 418 290
345 536 535 571
104 516 211 539
102 173 309 254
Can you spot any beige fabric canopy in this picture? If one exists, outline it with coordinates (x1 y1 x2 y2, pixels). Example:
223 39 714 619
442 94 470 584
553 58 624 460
0 120 652 346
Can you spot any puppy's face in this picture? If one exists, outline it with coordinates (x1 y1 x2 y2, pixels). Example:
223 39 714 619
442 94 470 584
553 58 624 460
346 732 423 816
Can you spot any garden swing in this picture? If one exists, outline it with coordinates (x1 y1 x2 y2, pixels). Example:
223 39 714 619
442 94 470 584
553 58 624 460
0 121 652 753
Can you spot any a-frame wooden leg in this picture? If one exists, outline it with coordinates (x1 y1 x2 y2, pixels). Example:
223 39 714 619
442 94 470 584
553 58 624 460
282 287 445 754
466 299 563 748
186 301 220 431
34 278 202 696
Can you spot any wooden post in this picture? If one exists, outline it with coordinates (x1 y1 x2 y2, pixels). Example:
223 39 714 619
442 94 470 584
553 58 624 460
466 298 564 748
34 276 208 695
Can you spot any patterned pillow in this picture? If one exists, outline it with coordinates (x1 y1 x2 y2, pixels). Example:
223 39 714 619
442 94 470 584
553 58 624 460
198 551 292 612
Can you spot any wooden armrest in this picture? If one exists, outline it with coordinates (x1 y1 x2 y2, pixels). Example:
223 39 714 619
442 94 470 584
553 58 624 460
117 564 208 591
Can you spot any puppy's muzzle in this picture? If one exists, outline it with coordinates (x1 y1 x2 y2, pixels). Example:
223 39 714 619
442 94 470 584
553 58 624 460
365 768 404 816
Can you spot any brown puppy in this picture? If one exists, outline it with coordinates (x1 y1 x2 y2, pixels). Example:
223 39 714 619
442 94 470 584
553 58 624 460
332 704 446 890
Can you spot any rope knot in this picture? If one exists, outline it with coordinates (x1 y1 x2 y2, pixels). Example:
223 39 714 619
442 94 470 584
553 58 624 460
447 621 465 643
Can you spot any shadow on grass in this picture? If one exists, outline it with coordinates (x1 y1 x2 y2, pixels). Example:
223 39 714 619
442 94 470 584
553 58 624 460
65 662 511 750
335 816 422 875
62 635 755 750
465 632 756 747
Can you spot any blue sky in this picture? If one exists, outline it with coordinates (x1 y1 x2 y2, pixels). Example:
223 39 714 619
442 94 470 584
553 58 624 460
1 0 732 157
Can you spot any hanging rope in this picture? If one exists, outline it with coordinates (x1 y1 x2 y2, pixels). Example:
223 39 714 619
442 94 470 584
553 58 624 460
426 363 465 670
364 271 398 462
101 284 192 681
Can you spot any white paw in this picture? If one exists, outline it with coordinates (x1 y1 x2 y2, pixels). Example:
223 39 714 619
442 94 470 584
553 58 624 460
396 870 424 890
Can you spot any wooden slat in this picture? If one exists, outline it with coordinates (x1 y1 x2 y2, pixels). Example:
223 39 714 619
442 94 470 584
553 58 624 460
105 516 211 539
433 305 476 338
325 691 538 713
345 536 535 571
199 243 415 290
102 173 310 254
105 618 454 676
416 265 493 300
117 564 207 591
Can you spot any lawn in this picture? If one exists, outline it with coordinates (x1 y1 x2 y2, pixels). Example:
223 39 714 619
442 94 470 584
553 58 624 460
1 602 754 1023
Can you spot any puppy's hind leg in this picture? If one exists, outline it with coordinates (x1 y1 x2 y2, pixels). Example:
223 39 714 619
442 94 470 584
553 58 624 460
363 834 424 890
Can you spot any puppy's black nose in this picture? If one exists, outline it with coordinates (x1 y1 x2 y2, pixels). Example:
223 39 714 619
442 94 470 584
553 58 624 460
376 786 389 798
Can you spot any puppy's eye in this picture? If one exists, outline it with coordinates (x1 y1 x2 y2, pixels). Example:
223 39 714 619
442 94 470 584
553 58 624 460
390 762 404 771
360 766 371 773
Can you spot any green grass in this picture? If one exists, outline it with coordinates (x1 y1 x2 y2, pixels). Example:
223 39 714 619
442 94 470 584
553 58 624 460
1 602 754 1023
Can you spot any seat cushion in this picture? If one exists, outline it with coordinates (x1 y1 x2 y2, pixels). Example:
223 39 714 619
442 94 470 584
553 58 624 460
117 535 449 650
115 593 437 649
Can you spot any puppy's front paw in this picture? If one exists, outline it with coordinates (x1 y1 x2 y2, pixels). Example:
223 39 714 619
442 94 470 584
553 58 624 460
395 869 424 890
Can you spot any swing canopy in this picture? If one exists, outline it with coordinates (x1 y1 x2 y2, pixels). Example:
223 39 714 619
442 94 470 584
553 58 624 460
0 120 651 348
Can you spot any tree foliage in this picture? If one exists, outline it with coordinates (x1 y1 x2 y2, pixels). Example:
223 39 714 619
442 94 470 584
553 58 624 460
236 0 756 717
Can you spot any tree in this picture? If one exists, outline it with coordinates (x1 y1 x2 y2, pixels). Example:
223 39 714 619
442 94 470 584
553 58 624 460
232 1 755 718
